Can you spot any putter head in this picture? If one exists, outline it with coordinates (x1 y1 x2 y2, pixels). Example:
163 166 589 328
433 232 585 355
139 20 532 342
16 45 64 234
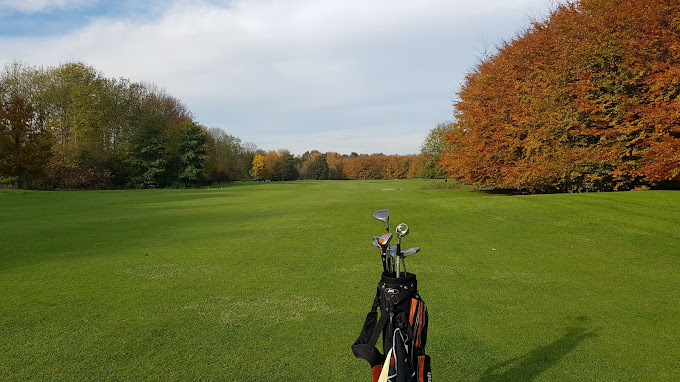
373 209 390 232
401 247 420 258
396 223 409 238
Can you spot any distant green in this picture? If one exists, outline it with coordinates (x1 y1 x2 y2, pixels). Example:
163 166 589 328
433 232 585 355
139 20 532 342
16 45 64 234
1 180 678 381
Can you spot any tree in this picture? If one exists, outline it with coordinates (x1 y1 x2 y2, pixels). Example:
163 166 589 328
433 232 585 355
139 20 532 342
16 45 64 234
0 95 52 188
174 122 209 187
204 127 244 182
440 0 680 192
128 125 166 188
326 152 345 179
273 149 299 181
302 152 329 180
250 153 266 181
420 121 453 178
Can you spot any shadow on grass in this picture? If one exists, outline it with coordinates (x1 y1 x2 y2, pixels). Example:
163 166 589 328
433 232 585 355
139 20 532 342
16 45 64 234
478 325 596 382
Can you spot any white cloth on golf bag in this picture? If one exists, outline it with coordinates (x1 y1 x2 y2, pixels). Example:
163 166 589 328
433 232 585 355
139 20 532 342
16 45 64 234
378 328 414 382
378 348 393 382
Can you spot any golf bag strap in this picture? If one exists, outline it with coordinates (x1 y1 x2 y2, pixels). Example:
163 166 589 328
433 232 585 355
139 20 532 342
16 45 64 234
371 285 380 311
353 287 389 366
364 286 389 356
366 306 389 353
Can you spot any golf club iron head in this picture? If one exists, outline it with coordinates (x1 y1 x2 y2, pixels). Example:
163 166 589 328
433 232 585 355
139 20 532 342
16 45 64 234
373 209 390 232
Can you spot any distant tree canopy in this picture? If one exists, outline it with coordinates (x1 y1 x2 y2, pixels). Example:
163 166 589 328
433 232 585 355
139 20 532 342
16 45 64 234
251 150 425 181
441 0 680 192
0 61 255 189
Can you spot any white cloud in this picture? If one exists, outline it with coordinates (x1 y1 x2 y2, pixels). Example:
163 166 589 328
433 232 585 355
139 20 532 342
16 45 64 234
0 0 559 154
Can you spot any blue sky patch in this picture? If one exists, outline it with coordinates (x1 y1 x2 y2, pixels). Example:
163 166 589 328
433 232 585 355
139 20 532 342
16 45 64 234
0 1 156 37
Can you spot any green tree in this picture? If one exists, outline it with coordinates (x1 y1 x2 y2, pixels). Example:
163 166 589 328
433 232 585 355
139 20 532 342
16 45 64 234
205 127 244 182
128 128 166 188
127 99 166 188
174 122 209 187
420 121 453 178
304 153 330 180
273 149 299 181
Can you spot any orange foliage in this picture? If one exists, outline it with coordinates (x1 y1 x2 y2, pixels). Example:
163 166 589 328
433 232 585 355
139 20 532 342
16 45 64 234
342 155 425 180
441 0 680 192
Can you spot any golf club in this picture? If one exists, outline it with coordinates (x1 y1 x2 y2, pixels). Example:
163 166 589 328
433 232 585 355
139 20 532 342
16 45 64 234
371 210 422 277
374 233 393 275
388 246 398 277
374 236 387 274
398 247 420 276
373 209 390 233
395 223 409 277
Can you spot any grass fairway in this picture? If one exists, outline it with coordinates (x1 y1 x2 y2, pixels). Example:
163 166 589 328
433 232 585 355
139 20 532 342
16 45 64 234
1 180 679 381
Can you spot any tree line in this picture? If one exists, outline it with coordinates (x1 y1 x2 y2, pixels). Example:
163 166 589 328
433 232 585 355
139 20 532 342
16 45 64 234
0 61 255 189
437 0 680 193
248 150 425 181
0 61 430 189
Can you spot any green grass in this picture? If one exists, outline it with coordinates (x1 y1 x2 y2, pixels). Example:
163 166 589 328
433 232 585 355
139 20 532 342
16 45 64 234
1 180 679 381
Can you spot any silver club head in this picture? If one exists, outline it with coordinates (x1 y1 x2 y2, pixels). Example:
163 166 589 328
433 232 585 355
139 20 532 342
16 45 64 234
373 209 390 232
401 247 420 258
396 223 409 238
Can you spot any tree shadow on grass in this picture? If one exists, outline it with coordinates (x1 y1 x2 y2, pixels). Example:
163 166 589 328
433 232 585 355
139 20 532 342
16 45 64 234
478 325 597 382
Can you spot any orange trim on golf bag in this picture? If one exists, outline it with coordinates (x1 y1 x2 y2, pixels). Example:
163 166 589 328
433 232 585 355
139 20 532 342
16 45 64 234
409 297 426 349
416 301 424 348
416 355 431 382
409 298 418 325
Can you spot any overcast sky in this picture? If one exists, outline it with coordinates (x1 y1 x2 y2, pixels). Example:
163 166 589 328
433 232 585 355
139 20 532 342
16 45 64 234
0 0 557 155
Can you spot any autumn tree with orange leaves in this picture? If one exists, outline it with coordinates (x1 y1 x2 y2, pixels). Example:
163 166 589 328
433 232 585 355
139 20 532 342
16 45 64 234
440 0 680 192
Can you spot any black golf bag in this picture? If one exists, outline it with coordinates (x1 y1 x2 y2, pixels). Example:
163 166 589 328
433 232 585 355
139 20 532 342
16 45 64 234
352 272 432 382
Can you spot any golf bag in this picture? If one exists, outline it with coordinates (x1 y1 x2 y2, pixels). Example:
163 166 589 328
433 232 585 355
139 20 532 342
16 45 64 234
352 272 432 382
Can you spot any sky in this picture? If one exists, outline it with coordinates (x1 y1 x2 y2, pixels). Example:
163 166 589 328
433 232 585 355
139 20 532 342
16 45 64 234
0 0 558 155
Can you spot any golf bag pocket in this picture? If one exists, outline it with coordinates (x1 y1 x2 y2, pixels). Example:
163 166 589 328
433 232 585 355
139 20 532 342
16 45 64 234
416 355 432 382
